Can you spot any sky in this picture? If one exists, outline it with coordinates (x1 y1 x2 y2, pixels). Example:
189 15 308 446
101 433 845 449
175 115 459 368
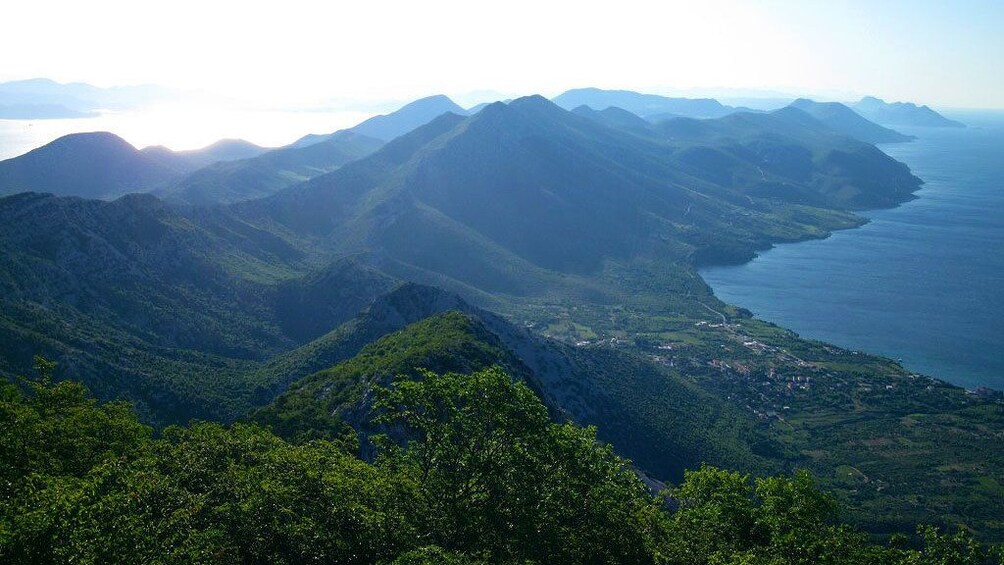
1 0 1002 110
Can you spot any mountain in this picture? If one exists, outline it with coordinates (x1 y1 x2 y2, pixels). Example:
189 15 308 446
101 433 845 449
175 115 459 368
159 131 383 205
468 99 515 114
0 132 184 199
287 132 332 149
854 96 966 128
570 104 653 133
553 87 742 119
254 287 775 479
0 96 923 421
2 94 1003 539
351 95 469 141
647 107 922 210
0 191 396 423
0 134 269 201
245 95 919 290
787 98 915 143
291 95 469 148
141 139 268 173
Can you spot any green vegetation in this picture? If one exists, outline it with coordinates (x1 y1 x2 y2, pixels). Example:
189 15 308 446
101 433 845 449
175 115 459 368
3 362 1000 563
253 311 527 444
255 309 778 480
1 94 1000 548
0 132 183 200
161 131 384 205
507 296 1004 540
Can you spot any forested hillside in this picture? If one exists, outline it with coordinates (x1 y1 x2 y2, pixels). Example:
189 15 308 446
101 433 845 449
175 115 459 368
3 361 998 564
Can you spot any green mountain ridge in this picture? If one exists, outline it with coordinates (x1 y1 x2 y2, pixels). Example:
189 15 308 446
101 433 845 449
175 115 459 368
245 95 919 288
141 138 268 173
254 302 775 481
159 131 384 205
553 87 748 119
291 94 469 148
0 133 182 199
0 192 398 422
0 133 270 200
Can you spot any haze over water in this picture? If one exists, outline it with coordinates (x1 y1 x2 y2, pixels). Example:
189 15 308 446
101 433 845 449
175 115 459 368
701 111 1004 390
0 103 371 159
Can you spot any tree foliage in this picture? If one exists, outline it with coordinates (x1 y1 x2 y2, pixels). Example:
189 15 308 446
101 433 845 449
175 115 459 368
1 361 999 564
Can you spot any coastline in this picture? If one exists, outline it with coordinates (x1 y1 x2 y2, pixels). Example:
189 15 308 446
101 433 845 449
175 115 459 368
698 122 1003 391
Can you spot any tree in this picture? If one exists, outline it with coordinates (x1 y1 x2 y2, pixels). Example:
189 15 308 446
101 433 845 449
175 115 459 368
375 366 667 564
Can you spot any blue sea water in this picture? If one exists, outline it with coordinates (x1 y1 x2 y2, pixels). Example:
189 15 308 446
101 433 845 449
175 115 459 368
700 111 1004 390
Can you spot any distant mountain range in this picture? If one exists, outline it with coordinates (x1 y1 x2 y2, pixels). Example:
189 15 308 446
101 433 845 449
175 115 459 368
553 87 753 119
854 96 966 128
0 78 174 119
0 133 182 199
787 98 915 143
0 133 266 199
551 87 963 137
291 95 469 147
159 131 384 205
0 87 959 205
237 96 918 291
0 94 465 204
141 139 268 172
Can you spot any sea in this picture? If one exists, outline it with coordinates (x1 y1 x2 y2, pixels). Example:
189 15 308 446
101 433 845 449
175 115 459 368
0 102 371 159
701 111 1004 390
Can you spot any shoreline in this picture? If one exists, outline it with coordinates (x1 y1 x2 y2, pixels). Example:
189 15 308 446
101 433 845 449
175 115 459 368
696 133 1002 391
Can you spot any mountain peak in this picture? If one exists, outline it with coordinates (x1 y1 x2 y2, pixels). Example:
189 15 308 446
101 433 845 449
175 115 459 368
553 87 735 119
403 94 460 107
365 282 471 325
0 131 183 200
486 95 567 121
509 94 551 106
349 94 469 142
786 98 914 143
853 96 964 128
46 131 135 151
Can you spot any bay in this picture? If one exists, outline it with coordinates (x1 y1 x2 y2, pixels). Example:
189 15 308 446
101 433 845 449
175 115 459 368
701 111 1004 390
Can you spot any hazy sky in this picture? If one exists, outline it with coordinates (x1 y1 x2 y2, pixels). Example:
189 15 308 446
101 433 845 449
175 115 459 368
2 0 1002 109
